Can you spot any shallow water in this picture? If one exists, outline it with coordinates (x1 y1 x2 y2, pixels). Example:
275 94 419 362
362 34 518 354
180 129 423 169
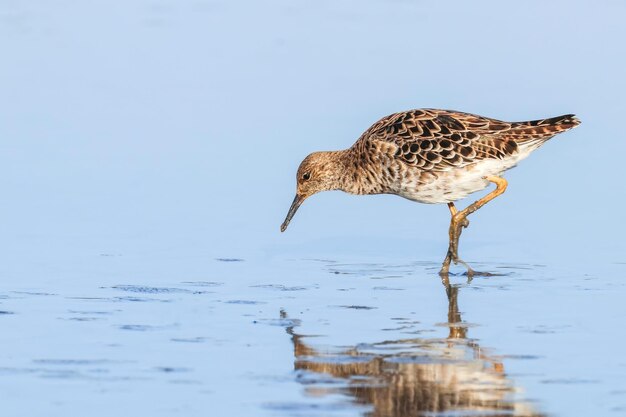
1 251 625 416
1 0 626 416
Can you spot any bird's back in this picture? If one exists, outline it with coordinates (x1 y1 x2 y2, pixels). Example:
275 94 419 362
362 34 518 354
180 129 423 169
349 109 580 203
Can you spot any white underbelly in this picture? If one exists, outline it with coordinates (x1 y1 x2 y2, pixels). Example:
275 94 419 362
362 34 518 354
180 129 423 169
397 155 525 204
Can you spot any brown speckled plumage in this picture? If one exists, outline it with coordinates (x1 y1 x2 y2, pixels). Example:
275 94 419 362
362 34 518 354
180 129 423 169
281 108 580 275
357 109 579 170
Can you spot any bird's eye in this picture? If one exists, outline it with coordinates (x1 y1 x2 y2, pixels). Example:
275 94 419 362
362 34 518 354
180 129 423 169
302 172 311 181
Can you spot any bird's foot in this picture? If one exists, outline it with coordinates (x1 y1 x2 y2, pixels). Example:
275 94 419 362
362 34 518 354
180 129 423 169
440 211 474 280
452 254 475 281
439 249 475 281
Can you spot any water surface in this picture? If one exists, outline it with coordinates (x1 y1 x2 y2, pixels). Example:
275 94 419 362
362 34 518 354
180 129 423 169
1 254 625 416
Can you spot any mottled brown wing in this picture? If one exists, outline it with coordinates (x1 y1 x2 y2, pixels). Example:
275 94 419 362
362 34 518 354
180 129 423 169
358 109 579 171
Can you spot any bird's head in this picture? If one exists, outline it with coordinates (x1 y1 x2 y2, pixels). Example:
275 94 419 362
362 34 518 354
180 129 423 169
280 151 345 232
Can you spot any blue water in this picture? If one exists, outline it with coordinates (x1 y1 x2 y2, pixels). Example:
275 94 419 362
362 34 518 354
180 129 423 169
1 1 625 416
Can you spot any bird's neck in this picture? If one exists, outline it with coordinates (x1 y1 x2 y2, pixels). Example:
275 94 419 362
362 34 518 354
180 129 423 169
331 148 385 195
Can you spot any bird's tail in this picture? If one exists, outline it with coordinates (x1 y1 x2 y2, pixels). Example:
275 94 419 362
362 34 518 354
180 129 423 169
507 114 581 147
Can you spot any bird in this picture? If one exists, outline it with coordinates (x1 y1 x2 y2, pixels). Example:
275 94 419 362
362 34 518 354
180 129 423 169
280 108 580 276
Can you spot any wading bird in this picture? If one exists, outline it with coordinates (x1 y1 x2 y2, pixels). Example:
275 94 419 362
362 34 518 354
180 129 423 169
280 109 579 276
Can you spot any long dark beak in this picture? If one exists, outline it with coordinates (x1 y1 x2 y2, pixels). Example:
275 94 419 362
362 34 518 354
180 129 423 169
280 194 305 232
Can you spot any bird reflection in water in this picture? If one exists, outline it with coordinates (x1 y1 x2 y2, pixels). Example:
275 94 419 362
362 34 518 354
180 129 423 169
282 276 544 417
